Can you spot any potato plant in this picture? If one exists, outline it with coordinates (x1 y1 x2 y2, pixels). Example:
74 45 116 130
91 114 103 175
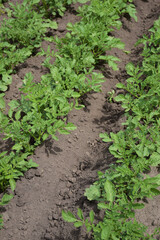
0 0 58 92
33 0 88 17
63 18 160 239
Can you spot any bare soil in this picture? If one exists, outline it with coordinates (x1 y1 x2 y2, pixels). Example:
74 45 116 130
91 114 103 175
0 0 160 239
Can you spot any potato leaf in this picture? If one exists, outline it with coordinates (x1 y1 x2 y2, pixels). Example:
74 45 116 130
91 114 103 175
62 210 77 223
104 180 116 203
101 225 111 240
84 185 101 201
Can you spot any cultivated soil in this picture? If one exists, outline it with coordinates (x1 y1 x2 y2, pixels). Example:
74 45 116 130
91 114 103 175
0 0 160 239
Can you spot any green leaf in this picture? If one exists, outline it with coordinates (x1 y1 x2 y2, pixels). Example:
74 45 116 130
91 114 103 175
125 63 135 76
108 60 119 71
61 106 71 113
54 120 65 129
12 143 23 151
0 96 5 109
89 210 94 224
84 185 101 201
74 104 85 110
55 96 65 103
42 133 49 141
58 129 70 135
2 74 12 85
0 194 14 206
101 225 111 240
116 83 126 89
65 123 77 131
77 208 83 220
15 110 21 120
71 92 80 98
126 4 137 22
0 151 7 158
0 215 3 228
99 55 119 62
132 203 145 209
150 152 160 166
50 21 58 29
128 211 135 218
32 0 40 4
143 175 160 185
99 133 112 142
77 0 88 3
43 21 58 29
8 109 13 118
27 159 39 168
9 178 16 191
0 84 7 92
115 41 125 49
67 22 73 29
104 180 116 203
111 233 119 240
114 94 126 102
86 224 92 232
74 221 83 227
62 210 77 223
150 188 160 196
51 134 59 141
8 100 20 110
98 203 109 209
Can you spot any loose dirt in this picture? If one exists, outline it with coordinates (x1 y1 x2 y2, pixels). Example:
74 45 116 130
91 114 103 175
0 0 160 239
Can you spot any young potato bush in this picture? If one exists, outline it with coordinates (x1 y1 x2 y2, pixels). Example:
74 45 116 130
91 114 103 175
0 0 57 91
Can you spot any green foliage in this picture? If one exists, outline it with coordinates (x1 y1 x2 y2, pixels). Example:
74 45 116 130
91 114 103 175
0 2 5 15
63 17 160 240
0 151 38 192
3 1 57 48
0 193 13 206
0 72 77 153
0 0 57 92
57 0 127 69
0 193 13 229
62 208 95 231
33 0 88 17
39 0 137 75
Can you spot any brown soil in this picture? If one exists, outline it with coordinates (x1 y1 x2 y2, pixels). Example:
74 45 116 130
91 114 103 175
0 0 160 239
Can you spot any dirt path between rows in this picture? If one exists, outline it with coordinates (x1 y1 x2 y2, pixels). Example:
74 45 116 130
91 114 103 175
0 0 160 239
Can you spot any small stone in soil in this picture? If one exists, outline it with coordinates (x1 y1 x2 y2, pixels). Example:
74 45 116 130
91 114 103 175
68 177 76 183
86 151 90 157
68 138 72 143
35 169 43 177
16 198 25 207
52 213 59 220
48 215 52 221
66 182 72 188
44 233 52 240
56 201 62 206
72 168 77 174
24 170 35 179
58 23 66 32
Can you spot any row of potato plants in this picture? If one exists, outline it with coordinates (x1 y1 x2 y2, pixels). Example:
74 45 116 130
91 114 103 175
0 0 86 92
0 0 137 229
62 18 160 239
0 0 57 92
